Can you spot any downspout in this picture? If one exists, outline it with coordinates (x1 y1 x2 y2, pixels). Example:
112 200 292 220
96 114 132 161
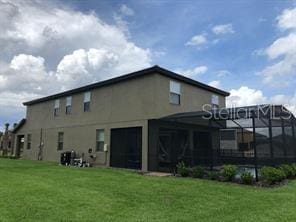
38 128 43 160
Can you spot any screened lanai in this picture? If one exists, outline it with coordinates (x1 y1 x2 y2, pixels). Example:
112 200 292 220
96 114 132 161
148 105 296 179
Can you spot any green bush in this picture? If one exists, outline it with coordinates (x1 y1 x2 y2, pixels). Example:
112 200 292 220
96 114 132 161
176 161 190 177
279 164 294 179
191 166 205 178
0 155 17 159
207 171 219 180
220 165 238 181
260 166 286 185
241 171 254 185
8 156 17 159
0 155 8 159
291 164 296 177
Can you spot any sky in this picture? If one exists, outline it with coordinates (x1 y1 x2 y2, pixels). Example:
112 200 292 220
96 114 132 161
0 0 296 131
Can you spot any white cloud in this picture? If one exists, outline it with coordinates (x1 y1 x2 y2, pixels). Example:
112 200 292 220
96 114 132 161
265 33 296 59
259 7 296 87
270 93 296 115
212 24 234 35
260 54 296 87
216 70 231 78
208 80 221 88
227 86 296 115
119 4 134 16
226 86 267 107
176 65 208 78
185 34 207 46
0 0 150 67
56 49 119 90
276 8 296 31
0 0 152 126
0 54 57 94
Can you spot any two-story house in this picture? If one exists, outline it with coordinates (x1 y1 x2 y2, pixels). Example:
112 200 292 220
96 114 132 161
13 65 230 172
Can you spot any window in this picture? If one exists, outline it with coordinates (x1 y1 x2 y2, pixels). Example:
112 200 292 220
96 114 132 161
220 129 236 140
57 132 64 150
54 99 60 116
96 129 105 152
169 81 181 105
27 134 32 150
211 95 219 109
84 92 91 112
66 96 72 115
220 129 237 150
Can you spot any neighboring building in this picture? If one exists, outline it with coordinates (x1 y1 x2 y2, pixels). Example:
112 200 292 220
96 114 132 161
0 123 16 156
12 66 229 171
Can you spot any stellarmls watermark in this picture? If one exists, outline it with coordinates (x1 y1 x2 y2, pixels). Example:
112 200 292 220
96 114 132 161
202 104 293 120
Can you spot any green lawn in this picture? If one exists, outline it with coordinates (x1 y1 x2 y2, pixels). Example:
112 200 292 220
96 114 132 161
0 159 295 222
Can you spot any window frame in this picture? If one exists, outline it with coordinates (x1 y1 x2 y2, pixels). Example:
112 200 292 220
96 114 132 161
84 92 91 112
96 129 105 152
211 94 219 109
54 99 60 117
57 132 64 151
169 80 181 105
66 96 72 115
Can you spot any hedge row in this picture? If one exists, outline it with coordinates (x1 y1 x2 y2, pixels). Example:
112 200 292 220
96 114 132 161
0 155 17 159
176 161 296 186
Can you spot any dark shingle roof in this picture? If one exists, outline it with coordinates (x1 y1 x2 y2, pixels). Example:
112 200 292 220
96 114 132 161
23 65 230 106
12 119 26 134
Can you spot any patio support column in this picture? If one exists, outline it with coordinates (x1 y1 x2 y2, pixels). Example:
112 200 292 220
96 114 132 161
268 112 274 160
252 112 259 182
281 118 287 162
189 130 194 166
292 118 296 162
209 118 213 170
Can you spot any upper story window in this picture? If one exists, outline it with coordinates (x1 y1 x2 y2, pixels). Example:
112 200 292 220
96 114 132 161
96 129 105 152
211 95 219 109
27 134 32 150
66 96 72 115
54 99 60 117
84 92 91 112
169 81 181 105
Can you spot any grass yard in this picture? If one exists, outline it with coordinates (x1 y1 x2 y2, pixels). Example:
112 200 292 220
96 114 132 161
0 159 295 222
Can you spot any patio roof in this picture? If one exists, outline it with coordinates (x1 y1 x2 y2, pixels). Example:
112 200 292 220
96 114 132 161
162 104 295 120
160 104 295 129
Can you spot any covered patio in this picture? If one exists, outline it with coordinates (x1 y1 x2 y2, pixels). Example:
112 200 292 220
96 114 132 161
148 105 296 179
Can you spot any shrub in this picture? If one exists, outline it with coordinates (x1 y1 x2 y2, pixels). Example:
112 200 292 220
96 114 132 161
0 155 17 159
260 166 286 185
241 171 254 185
191 166 205 178
279 164 294 179
8 156 17 159
220 165 238 181
176 161 190 177
0 155 8 158
207 171 219 180
291 164 296 177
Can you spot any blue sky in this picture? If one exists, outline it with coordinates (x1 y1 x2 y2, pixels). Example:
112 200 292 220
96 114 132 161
0 0 296 130
66 0 294 93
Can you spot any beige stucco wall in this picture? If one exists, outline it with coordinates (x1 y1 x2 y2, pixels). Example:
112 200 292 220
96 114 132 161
15 72 226 171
